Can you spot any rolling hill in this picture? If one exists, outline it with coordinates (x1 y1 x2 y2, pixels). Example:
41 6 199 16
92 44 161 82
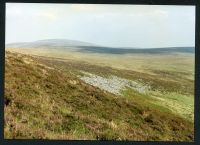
6 39 98 48
6 39 195 54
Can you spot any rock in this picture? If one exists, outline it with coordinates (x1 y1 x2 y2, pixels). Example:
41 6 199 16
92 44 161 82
79 71 150 96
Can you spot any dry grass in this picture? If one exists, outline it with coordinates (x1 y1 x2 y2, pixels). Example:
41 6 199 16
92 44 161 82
7 48 194 80
4 51 194 141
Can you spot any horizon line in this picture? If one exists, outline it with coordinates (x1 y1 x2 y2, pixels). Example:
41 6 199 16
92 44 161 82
5 38 195 49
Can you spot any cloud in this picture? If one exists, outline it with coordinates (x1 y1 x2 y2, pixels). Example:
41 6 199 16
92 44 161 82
69 4 97 12
5 3 195 47
6 3 170 21
6 3 60 22
6 4 23 17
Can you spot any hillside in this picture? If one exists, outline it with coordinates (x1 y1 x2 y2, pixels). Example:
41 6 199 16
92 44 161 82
4 51 194 141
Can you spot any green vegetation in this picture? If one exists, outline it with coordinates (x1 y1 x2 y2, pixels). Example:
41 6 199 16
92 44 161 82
122 89 193 122
4 50 194 141
7 48 194 79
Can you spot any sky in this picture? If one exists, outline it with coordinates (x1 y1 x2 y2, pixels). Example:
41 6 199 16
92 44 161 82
6 3 195 48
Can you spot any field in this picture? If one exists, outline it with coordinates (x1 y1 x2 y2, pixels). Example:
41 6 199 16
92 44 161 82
7 48 194 78
4 46 194 141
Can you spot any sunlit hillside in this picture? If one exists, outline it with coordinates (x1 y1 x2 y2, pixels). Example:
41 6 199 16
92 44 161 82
4 50 194 141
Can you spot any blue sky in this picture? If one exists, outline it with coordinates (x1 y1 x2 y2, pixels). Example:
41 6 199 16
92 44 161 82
6 3 195 48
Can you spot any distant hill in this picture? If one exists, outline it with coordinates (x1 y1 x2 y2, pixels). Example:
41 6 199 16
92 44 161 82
78 46 195 54
6 39 98 48
6 39 195 54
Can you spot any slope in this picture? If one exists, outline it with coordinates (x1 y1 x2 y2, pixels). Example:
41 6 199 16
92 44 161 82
4 51 194 141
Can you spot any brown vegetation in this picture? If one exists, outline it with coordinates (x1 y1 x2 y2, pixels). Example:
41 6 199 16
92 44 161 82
4 51 194 141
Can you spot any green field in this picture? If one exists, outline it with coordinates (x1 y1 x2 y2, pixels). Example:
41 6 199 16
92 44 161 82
4 48 194 141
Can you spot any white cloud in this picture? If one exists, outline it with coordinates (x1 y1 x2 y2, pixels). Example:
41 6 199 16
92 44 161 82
69 4 97 12
6 3 195 47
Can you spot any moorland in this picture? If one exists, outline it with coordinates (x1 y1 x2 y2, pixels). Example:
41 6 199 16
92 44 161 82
4 39 194 141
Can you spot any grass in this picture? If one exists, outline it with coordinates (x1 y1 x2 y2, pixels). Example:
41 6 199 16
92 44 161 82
7 48 194 79
30 53 194 96
122 88 194 122
4 50 194 141
149 91 194 122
